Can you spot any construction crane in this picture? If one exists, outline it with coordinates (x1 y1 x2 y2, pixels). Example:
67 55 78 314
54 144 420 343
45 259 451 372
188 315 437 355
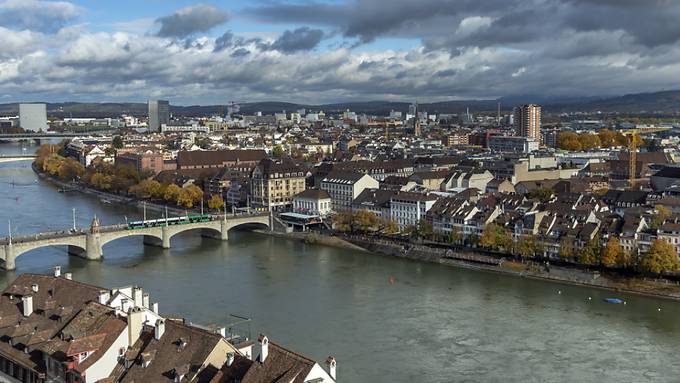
621 127 670 189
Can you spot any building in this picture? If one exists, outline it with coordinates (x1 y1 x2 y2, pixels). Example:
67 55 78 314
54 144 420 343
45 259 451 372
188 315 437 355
148 100 169 132
116 152 174 175
351 188 395 218
320 171 379 212
513 104 541 141
0 270 337 383
177 150 266 170
488 136 539 153
251 158 306 210
293 189 332 216
161 123 210 133
19 103 48 132
390 191 438 228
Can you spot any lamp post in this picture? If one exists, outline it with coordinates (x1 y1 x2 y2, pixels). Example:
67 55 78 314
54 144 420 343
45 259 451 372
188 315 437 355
143 201 147 221
8 219 12 246
72 208 76 231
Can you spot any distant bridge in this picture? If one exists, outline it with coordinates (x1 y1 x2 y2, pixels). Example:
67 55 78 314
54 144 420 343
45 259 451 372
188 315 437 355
0 213 271 270
0 155 37 163
0 132 115 140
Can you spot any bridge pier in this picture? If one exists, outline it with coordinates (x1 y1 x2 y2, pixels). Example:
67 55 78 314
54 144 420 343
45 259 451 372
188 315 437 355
2 244 15 271
85 233 103 260
162 226 171 249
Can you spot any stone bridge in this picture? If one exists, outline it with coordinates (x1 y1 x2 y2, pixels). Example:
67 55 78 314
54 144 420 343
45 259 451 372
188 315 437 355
0 213 271 270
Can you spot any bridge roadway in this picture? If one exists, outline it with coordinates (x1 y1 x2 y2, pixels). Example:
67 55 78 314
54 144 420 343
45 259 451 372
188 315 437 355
0 155 37 163
0 213 271 270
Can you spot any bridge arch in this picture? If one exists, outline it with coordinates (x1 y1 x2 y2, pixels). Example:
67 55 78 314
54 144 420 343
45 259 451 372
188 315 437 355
99 230 164 249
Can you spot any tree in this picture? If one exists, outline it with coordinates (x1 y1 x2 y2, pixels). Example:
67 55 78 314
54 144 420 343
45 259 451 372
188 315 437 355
334 212 355 232
557 132 582 151
354 210 379 233
598 129 617 148
129 179 162 199
515 234 542 260
380 218 400 235
164 184 182 202
449 227 462 245
57 158 85 181
272 145 285 158
112 135 124 149
601 236 623 267
480 223 512 251
578 237 601 265
90 172 113 190
640 239 678 274
559 238 574 260
577 133 601 150
177 189 195 208
208 194 225 211
650 205 672 230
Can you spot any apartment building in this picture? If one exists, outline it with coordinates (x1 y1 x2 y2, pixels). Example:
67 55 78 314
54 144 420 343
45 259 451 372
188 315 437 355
320 171 379 212
251 158 306 210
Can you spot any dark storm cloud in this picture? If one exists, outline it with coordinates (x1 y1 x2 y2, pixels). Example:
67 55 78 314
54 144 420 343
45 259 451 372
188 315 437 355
248 0 680 49
269 27 324 52
0 0 81 33
156 4 229 38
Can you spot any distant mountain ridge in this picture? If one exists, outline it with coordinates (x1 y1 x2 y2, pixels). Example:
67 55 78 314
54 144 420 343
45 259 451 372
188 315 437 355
1 90 679 117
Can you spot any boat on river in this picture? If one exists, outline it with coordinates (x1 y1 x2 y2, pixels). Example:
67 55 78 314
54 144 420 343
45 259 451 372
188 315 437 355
604 298 625 304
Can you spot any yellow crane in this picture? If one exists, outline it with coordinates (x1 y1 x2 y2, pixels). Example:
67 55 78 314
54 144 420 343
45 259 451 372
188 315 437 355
621 127 670 188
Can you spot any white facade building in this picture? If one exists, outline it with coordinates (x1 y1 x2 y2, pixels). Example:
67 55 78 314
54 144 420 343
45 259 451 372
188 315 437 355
293 189 332 216
390 192 438 228
320 171 379 212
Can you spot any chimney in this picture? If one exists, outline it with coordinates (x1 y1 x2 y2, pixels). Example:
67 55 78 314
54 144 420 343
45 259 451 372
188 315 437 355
31 283 39 293
22 295 33 317
64 273 72 280
152 302 159 314
98 290 110 305
142 293 150 309
121 298 130 313
216 327 226 337
226 353 234 367
155 319 165 340
133 287 143 307
257 334 269 363
326 356 337 380
128 307 144 346
53 266 61 277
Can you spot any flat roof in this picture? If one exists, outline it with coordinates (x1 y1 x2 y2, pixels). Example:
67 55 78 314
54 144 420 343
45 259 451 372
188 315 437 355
280 212 320 219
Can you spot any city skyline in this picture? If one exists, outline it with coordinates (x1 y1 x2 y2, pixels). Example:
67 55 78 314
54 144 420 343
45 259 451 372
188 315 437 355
1 0 680 104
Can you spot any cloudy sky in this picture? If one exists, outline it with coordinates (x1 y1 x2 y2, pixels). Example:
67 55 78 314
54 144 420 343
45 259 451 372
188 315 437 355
1 0 679 105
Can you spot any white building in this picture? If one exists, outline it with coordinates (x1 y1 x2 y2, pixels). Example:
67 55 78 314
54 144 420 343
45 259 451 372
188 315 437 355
19 103 48 132
390 191 439 228
293 189 332 216
161 123 211 133
488 136 539 153
320 171 380 212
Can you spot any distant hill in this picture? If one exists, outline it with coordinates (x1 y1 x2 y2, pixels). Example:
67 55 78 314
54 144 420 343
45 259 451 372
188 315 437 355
1 90 679 117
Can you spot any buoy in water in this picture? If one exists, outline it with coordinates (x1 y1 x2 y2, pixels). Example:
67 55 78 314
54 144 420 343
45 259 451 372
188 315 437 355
658 307 662 312
558 290 562 295
388 276 396 285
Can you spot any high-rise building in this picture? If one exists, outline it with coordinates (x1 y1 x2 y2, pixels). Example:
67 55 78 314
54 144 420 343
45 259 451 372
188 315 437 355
19 103 48 132
148 100 169 132
513 104 541 141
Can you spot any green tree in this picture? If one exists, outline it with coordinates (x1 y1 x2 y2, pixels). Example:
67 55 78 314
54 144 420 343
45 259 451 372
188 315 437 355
640 239 678 274
57 158 85 181
208 194 225 211
577 133 601 150
112 135 124 149
334 212 355 232
449 227 462 244
272 145 285 158
601 236 623 267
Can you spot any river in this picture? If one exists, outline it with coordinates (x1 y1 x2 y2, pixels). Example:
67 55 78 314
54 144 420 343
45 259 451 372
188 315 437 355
0 141 679 382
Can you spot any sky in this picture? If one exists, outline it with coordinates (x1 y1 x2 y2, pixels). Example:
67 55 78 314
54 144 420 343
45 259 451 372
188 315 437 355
1 0 680 105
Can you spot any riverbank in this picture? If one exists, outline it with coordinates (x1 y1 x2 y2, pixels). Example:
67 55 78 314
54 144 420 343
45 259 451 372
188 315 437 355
33 163 199 217
267 230 680 302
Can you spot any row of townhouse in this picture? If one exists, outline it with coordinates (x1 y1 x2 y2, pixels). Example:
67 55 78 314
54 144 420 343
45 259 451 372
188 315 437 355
0 268 337 383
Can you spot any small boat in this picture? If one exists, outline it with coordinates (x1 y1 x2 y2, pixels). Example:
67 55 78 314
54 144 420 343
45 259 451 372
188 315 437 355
100 198 112 204
604 298 625 304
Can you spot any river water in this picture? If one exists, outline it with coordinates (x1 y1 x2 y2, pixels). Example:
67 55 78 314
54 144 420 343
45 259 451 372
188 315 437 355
0 141 679 382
